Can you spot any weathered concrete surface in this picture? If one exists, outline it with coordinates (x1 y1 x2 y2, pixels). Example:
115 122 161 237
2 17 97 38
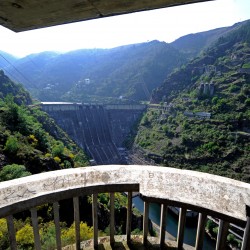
0 0 212 32
0 165 250 222
63 235 193 250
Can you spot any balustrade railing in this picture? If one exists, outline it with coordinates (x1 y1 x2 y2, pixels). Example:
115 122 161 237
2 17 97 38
0 165 250 249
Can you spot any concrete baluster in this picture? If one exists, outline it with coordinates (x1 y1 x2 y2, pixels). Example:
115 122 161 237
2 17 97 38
6 215 17 250
126 192 132 242
159 204 167 247
215 219 229 250
53 202 62 250
195 213 207 250
177 207 187 249
92 193 98 249
241 205 250 250
30 208 41 250
73 197 81 250
110 192 115 245
143 201 149 245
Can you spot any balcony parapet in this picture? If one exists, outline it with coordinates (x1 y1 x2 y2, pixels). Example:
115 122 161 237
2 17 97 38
1 165 250 249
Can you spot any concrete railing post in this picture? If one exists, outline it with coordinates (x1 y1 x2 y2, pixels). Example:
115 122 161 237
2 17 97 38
195 213 207 250
143 201 149 245
30 208 41 250
53 202 62 250
241 205 250 250
177 207 186 249
216 219 229 250
6 215 17 250
92 193 98 249
110 192 115 245
159 204 167 247
73 197 81 250
126 192 132 242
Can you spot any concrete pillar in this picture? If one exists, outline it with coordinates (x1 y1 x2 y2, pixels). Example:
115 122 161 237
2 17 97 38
53 202 62 250
216 220 229 250
126 192 132 242
110 192 115 245
159 204 167 247
6 215 17 250
242 205 250 250
73 197 81 250
30 208 41 250
92 193 98 249
143 201 149 245
177 207 186 249
195 213 207 250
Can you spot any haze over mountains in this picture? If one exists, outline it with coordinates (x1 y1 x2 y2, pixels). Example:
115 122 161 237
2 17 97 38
1 20 249 103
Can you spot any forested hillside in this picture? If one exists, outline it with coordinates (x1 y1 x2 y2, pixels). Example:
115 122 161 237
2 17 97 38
0 70 88 178
1 41 186 102
136 20 250 182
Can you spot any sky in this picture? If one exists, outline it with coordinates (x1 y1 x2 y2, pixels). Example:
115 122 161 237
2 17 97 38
0 0 250 58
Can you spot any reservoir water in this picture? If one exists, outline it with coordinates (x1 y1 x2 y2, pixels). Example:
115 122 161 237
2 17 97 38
133 196 216 249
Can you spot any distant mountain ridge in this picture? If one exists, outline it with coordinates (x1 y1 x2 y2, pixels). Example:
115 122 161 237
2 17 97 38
0 19 249 103
171 20 249 58
1 41 186 102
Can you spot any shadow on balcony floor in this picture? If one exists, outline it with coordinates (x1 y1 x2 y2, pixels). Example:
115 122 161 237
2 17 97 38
62 235 193 250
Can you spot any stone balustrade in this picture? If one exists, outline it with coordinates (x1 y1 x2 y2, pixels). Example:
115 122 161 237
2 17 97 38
0 165 250 249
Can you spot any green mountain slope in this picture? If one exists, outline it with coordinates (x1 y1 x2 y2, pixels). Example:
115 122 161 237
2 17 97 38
136 20 250 182
0 71 88 177
2 41 186 102
0 69 32 105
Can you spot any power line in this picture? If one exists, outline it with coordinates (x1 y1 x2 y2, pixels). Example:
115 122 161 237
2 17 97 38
0 53 38 90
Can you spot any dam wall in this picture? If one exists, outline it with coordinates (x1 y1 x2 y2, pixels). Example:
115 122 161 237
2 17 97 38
41 103 146 165
106 105 146 147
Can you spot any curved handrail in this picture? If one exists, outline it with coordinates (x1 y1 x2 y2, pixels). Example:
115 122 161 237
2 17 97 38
0 165 250 223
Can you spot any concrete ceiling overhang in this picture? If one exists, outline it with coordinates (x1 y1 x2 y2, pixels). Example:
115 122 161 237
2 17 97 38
0 0 212 32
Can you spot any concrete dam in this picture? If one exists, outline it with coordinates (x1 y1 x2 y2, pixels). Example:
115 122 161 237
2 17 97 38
41 102 146 165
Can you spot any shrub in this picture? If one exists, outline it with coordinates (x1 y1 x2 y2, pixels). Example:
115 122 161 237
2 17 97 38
52 142 64 157
54 156 61 164
0 164 31 181
16 224 34 249
4 136 19 154
28 134 38 147
61 222 93 245
0 219 8 249
245 98 250 106
40 221 57 250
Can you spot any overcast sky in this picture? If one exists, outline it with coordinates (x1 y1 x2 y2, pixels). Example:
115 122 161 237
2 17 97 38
0 0 250 58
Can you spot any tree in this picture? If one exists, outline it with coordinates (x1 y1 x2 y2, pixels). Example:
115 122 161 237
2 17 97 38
16 224 34 249
0 164 31 181
52 141 64 157
0 219 8 249
4 136 19 155
61 222 93 245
